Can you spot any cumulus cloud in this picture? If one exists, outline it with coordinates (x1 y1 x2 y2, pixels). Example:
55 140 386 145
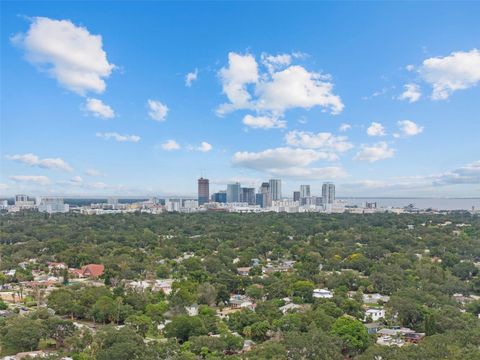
85 98 115 119
261 53 292 73
398 83 421 103
12 17 115 95
366 122 386 137
345 160 480 191
285 130 353 152
96 132 140 142
217 52 343 118
397 120 424 137
6 153 73 172
9 175 51 186
196 141 213 152
433 160 480 185
354 142 395 162
147 99 169 121
0 183 11 191
419 49 480 100
70 175 83 184
161 140 181 151
242 114 286 129
185 68 198 87
232 147 345 180
232 147 337 170
339 123 351 132
217 52 259 114
268 166 347 180
85 168 103 176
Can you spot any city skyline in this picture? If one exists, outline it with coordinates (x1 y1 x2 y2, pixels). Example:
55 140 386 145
1 2 480 197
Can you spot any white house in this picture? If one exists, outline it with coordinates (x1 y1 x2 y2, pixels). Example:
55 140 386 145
313 288 333 299
365 308 385 321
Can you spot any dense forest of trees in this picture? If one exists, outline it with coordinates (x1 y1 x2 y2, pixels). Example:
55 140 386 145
0 211 479 359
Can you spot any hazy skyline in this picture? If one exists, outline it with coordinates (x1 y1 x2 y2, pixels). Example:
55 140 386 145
1 2 479 197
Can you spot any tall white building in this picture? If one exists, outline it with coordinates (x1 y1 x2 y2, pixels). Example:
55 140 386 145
322 182 335 205
269 179 282 201
300 185 311 198
38 197 69 213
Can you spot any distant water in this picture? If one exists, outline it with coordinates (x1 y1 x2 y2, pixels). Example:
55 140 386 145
339 198 480 211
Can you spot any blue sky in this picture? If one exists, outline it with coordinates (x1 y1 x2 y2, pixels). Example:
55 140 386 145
1 1 479 197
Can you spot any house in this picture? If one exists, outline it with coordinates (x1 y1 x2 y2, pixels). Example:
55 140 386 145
153 279 174 295
365 308 385 321
48 262 67 271
185 304 198 316
72 264 104 278
237 267 251 276
229 294 255 310
313 288 333 299
404 332 425 344
377 335 404 347
279 302 302 314
364 322 382 335
363 293 390 304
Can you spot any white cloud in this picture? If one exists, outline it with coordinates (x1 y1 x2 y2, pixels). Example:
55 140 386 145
255 65 344 115
70 175 83 184
9 175 51 186
217 52 343 117
85 168 102 176
217 52 259 115
85 98 115 118
345 160 480 191
12 17 115 95
397 120 424 137
285 130 353 152
433 160 480 185
196 141 213 152
339 123 351 132
161 140 181 151
0 183 11 191
261 53 292 73
269 166 347 180
405 64 415 72
6 153 73 172
96 132 140 142
354 142 395 162
242 114 286 129
419 49 480 100
185 68 198 87
232 147 337 170
398 83 421 103
147 99 169 121
366 122 386 136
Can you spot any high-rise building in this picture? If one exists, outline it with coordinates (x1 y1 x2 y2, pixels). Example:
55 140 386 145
211 191 227 203
241 187 256 205
322 182 335 204
197 177 209 205
38 197 69 213
227 183 241 203
300 185 311 198
269 179 282 201
293 191 300 202
258 182 272 208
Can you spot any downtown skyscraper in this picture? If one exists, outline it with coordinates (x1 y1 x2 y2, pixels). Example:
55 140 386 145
197 177 209 205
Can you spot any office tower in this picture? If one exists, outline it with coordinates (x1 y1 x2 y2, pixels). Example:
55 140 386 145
211 191 227 203
227 182 241 203
258 182 272 208
322 182 335 204
15 194 28 204
300 185 311 198
269 179 282 201
197 177 209 205
241 187 256 205
38 197 69 213
293 191 300 202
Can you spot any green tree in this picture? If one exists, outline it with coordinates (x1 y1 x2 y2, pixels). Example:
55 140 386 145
331 316 370 356
164 315 208 342
0 316 45 354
